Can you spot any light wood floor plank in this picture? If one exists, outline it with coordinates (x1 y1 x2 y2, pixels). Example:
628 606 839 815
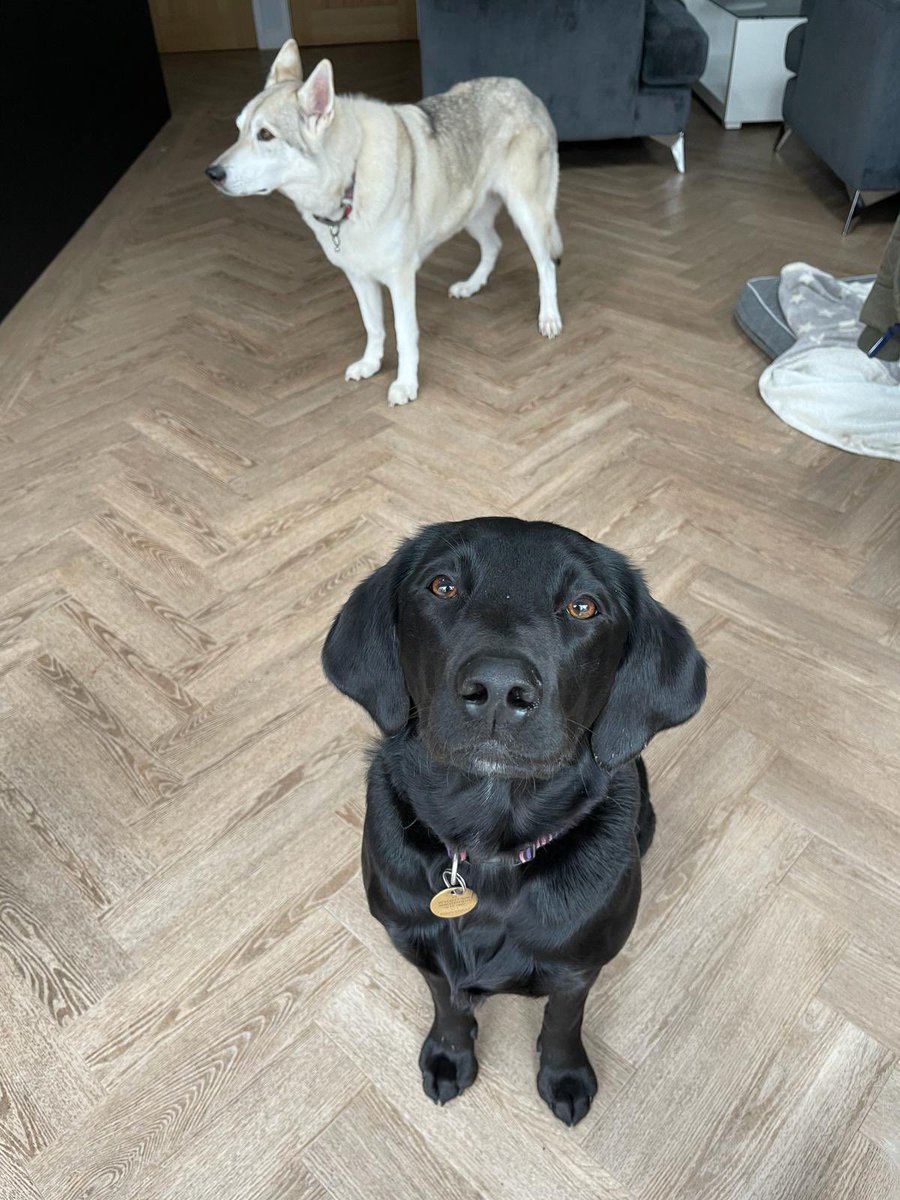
302 1086 484 1200
683 1001 893 1200
820 1133 900 1200
109 1026 364 1200
585 797 809 1063
29 912 364 1200
584 892 847 1198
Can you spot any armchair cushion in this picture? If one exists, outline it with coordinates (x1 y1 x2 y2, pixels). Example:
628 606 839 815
641 0 709 86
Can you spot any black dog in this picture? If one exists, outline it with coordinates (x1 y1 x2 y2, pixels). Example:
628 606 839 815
322 517 706 1125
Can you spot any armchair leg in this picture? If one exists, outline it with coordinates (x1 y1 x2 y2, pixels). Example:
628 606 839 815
842 190 863 237
842 188 897 235
650 132 685 174
773 123 792 154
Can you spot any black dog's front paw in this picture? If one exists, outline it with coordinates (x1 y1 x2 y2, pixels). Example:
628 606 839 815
537 1057 598 1127
419 1024 478 1105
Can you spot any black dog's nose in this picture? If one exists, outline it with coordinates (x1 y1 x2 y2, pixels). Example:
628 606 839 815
457 656 542 724
205 163 226 183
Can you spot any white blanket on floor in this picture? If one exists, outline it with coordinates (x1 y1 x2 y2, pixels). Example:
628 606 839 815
758 262 900 461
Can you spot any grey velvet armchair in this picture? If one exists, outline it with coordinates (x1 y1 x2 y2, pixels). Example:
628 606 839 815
778 0 900 233
416 0 709 172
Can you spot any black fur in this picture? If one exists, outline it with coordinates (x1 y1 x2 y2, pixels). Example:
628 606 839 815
322 517 705 1124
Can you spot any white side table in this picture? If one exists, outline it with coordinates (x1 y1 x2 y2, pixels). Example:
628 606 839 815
683 0 805 129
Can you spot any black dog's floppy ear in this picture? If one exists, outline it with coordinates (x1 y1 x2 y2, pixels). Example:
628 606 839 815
591 574 706 770
321 548 410 735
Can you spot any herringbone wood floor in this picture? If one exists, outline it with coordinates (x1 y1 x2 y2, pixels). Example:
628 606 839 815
1 42 899 1200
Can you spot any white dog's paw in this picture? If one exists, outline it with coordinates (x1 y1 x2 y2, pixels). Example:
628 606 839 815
387 380 417 407
449 279 482 299
345 358 382 382
539 314 563 339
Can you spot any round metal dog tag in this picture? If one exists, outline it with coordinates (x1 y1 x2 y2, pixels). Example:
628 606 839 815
430 887 478 918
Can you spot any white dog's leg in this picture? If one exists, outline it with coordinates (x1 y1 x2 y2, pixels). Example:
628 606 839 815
534 255 563 339
386 270 418 406
449 195 503 299
504 193 563 339
344 273 385 381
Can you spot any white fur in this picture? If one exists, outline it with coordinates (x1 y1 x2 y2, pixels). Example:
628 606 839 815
209 41 563 405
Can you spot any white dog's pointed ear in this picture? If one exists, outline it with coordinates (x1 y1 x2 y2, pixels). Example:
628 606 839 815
298 59 335 131
266 39 303 87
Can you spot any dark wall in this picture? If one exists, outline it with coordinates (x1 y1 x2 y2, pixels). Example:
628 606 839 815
0 2 170 320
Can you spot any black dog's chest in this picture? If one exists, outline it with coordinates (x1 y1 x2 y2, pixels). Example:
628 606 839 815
394 879 562 998
361 751 646 1002
435 915 547 998
375 859 631 1000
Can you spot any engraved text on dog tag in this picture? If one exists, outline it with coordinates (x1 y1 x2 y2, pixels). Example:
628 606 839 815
430 886 478 918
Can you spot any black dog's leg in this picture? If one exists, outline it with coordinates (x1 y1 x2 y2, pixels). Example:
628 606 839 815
636 755 656 857
537 982 598 1126
418 971 478 1105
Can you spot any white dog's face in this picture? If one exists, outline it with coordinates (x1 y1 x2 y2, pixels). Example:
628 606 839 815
206 40 337 209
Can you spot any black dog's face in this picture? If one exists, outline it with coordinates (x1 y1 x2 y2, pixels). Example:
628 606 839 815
323 517 706 779
395 522 628 779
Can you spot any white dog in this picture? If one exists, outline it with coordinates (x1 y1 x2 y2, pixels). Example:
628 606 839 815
207 40 563 406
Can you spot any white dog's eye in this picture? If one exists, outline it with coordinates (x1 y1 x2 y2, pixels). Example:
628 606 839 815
257 128 275 142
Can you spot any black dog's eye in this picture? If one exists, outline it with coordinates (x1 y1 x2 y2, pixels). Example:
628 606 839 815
428 575 458 599
566 595 599 620
257 128 275 141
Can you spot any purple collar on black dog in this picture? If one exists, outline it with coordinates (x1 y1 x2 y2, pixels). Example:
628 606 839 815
446 827 564 867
